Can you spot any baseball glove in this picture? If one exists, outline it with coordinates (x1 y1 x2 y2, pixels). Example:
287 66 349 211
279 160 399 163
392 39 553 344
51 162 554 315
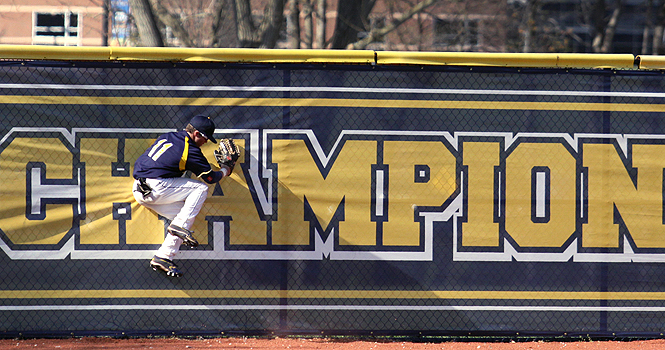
214 138 240 173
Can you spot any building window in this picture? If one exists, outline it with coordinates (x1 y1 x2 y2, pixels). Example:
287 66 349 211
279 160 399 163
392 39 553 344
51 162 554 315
33 12 81 46
433 17 479 49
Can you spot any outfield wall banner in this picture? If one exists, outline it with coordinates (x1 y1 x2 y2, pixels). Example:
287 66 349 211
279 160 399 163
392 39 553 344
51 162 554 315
2 59 665 336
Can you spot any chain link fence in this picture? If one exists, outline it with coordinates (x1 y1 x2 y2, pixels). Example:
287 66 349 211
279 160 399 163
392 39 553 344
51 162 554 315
1 53 665 337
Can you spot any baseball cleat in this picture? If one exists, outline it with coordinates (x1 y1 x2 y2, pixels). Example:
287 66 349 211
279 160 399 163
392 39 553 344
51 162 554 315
150 256 183 277
167 224 199 247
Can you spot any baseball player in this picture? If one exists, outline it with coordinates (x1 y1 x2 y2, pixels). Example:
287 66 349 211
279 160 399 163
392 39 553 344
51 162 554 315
132 115 239 277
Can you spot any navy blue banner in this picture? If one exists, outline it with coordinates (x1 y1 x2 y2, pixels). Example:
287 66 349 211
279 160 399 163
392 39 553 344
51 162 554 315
1 61 665 337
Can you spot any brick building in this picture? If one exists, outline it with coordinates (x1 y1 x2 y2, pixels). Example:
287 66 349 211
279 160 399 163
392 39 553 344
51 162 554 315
0 0 107 46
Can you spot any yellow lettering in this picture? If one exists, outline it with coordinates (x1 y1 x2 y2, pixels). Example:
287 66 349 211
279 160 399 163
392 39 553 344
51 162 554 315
80 138 119 244
194 140 267 245
584 143 665 248
0 137 73 244
383 141 456 246
505 143 576 247
462 142 500 246
271 139 377 245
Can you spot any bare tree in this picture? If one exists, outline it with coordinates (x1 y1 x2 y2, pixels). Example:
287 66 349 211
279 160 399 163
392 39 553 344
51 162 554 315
128 0 164 46
505 0 612 53
389 0 429 51
315 0 327 48
211 0 238 48
126 0 459 50
287 0 301 48
102 0 110 46
152 0 230 47
520 0 538 52
285 0 327 48
302 0 314 48
330 0 377 49
149 0 194 46
643 0 653 54
235 0 286 48
346 0 440 49
127 0 282 48
654 0 665 53
591 0 622 53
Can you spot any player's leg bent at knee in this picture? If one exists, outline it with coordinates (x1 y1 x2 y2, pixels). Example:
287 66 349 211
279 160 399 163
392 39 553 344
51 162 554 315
155 180 208 274
131 197 189 259
165 180 208 249
166 224 199 248
155 231 184 260
134 178 210 277
170 180 209 230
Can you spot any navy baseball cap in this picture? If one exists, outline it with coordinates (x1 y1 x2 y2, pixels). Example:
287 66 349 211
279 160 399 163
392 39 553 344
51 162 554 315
189 115 217 143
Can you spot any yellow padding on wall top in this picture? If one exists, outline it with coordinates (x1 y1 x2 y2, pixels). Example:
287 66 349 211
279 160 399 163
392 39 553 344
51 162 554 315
0 45 641 69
